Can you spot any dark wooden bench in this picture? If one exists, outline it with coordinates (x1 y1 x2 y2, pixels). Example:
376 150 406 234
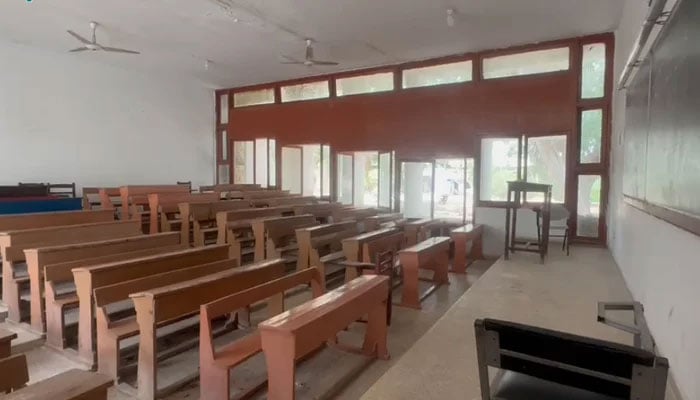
0 185 49 198
0 328 17 358
364 213 405 231
0 353 29 394
292 203 344 224
0 220 142 323
43 240 186 350
147 192 219 234
450 224 484 273
259 274 390 399
72 245 229 366
251 214 318 262
199 267 324 400
403 218 435 246
397 236 451 309
215 207 292 261
129 258 287 399
179 200 251 246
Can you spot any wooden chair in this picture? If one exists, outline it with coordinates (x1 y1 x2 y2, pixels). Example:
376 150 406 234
450 224 484 273
397 236 451 309
0 220 142 323
259 275 390 400
129 258 287 400
72 245 229 366
199 267 324 400
339 227 399 282
23 232 182 336
48 183 77 199
537 204 571 256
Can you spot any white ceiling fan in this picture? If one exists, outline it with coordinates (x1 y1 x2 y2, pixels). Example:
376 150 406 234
281 39 339 67
67 21 140 54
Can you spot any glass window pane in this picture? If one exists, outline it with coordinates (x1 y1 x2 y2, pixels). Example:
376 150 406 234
577 175 601 237
526 135 567 203
219 94 229 124
281 81 329 102
233 141 254 184
219 130 228 161
302 144 321 196
479 138 520 201
581 43 606 99
483 47 570 79
282 147 302 194
337 154 353 205
580 109 603 164
322 145 331 197
403 61 473 89
255 139 268 188
434 159 466 221
353 152 379 207
336 72 394 96
269 139 277 187
466 158 475 222
217 164 230 184
233 88 275 107
378 152 392 209
400 162 433 218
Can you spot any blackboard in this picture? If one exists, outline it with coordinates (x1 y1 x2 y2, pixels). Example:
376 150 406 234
623 0 700 235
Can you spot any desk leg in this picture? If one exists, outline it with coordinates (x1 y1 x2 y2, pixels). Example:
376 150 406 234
363 300 389 360
451 234 467 274
263 333 297 400
399 255 421 310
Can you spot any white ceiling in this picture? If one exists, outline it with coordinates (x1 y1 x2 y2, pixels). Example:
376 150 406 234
0 0 625 89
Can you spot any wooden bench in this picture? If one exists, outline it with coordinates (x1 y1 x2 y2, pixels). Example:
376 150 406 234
259 274 390 400
81 187 100 210
417 219 462 241
397 237 451 309
403 218 436 246
251 214 318 262
119 185 190 221
364 213 405 231
262 196 318 208
332 207 378 225
199 267 324 400
147 192 219 234
43 239 186 350
129 258 287 399
0 357 113 400
97 188 121 215
0 220 142 323
292 202 343 224
179 200 251 246
0 209 113 232
0 328 17 358
200 184 261 199
242 190 291 201
340 227 399 282
0 185 48 198
216 207 292 261
72 245 229 366
450 224 484 273
303 223 362 288
24 232 182 335
295 221 358 272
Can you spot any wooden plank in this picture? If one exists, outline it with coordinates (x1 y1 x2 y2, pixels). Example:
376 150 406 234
0 328 18 358
0 210 114 232
450 224 484 273
251 214 318 262
119 185 189 220
0 354 29 394
341 227 398 281
2 369 112 400
179 200 251 246
397 237 451 309
215 207 291 260
295 221 358 272
147 192 219 234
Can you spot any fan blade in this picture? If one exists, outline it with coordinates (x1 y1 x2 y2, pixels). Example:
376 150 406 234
101 46 140 54
311 60 339 66
68 47 88 52
281 61 304 65
67 30 91 44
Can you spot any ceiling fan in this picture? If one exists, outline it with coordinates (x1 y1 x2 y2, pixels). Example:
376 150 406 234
66 21 140 54
281 39 338 67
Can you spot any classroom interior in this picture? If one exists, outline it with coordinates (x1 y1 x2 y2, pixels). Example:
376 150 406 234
0 0 697 399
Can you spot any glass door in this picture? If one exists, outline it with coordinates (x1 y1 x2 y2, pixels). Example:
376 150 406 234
378 151 394 210
399 161 434 218
281 146 302 194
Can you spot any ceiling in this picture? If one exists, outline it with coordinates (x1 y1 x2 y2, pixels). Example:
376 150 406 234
0 0 625 89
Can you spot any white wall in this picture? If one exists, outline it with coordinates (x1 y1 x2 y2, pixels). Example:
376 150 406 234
610 1 698 399
0 41 215 192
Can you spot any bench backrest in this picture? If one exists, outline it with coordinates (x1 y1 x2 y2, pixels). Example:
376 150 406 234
365 213 404 231
1 220 142 262
94 258 240 308
1 369 112 400
0 209 114 232
399 236 451 255
0 185 48 198
120 185 189 219
131 258 287 324
97 188 121 211
28 232 181 280
0 354 29 394
362 231 406 263
260 214 319 245
199 184 261 193
182 200 252 222
149 192 220 214
215 207 290 243
333 207 378 223
242 190 290 200
200 267 324 361
342 227 399 261
264 196 317 207
72 244 229 289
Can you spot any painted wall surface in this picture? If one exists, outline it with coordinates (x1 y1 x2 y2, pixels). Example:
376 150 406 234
0 42 215 192
610 1 698 399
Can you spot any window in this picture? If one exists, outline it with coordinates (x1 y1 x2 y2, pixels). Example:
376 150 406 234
302 144 322 196
580 109 603 164
337 153 353 205
255 138 268 188
400 162 433 218
526 135 567 203
269 139 277 187
217 165 230 184
577 175 601 237
378 152 393 209
219 130 228 161
233 88 275 107
281 147 302 194
353 152 379 207
433 158 475 222
483 47 570 79
219 94 229 124
581 43 606 99
233 141 254 184
403 61 473 89
479 137 521 201
281 81 329 102
322 145 331 197
336 72 394 96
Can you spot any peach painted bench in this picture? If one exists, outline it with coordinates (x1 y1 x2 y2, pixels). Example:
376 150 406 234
216 207 292 261
450 224 484 273
251 214 318 262
147 192 219 234
178 200 251 246
397 236 451 309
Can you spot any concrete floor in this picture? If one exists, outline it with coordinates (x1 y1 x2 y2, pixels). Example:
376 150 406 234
360 246 679 400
